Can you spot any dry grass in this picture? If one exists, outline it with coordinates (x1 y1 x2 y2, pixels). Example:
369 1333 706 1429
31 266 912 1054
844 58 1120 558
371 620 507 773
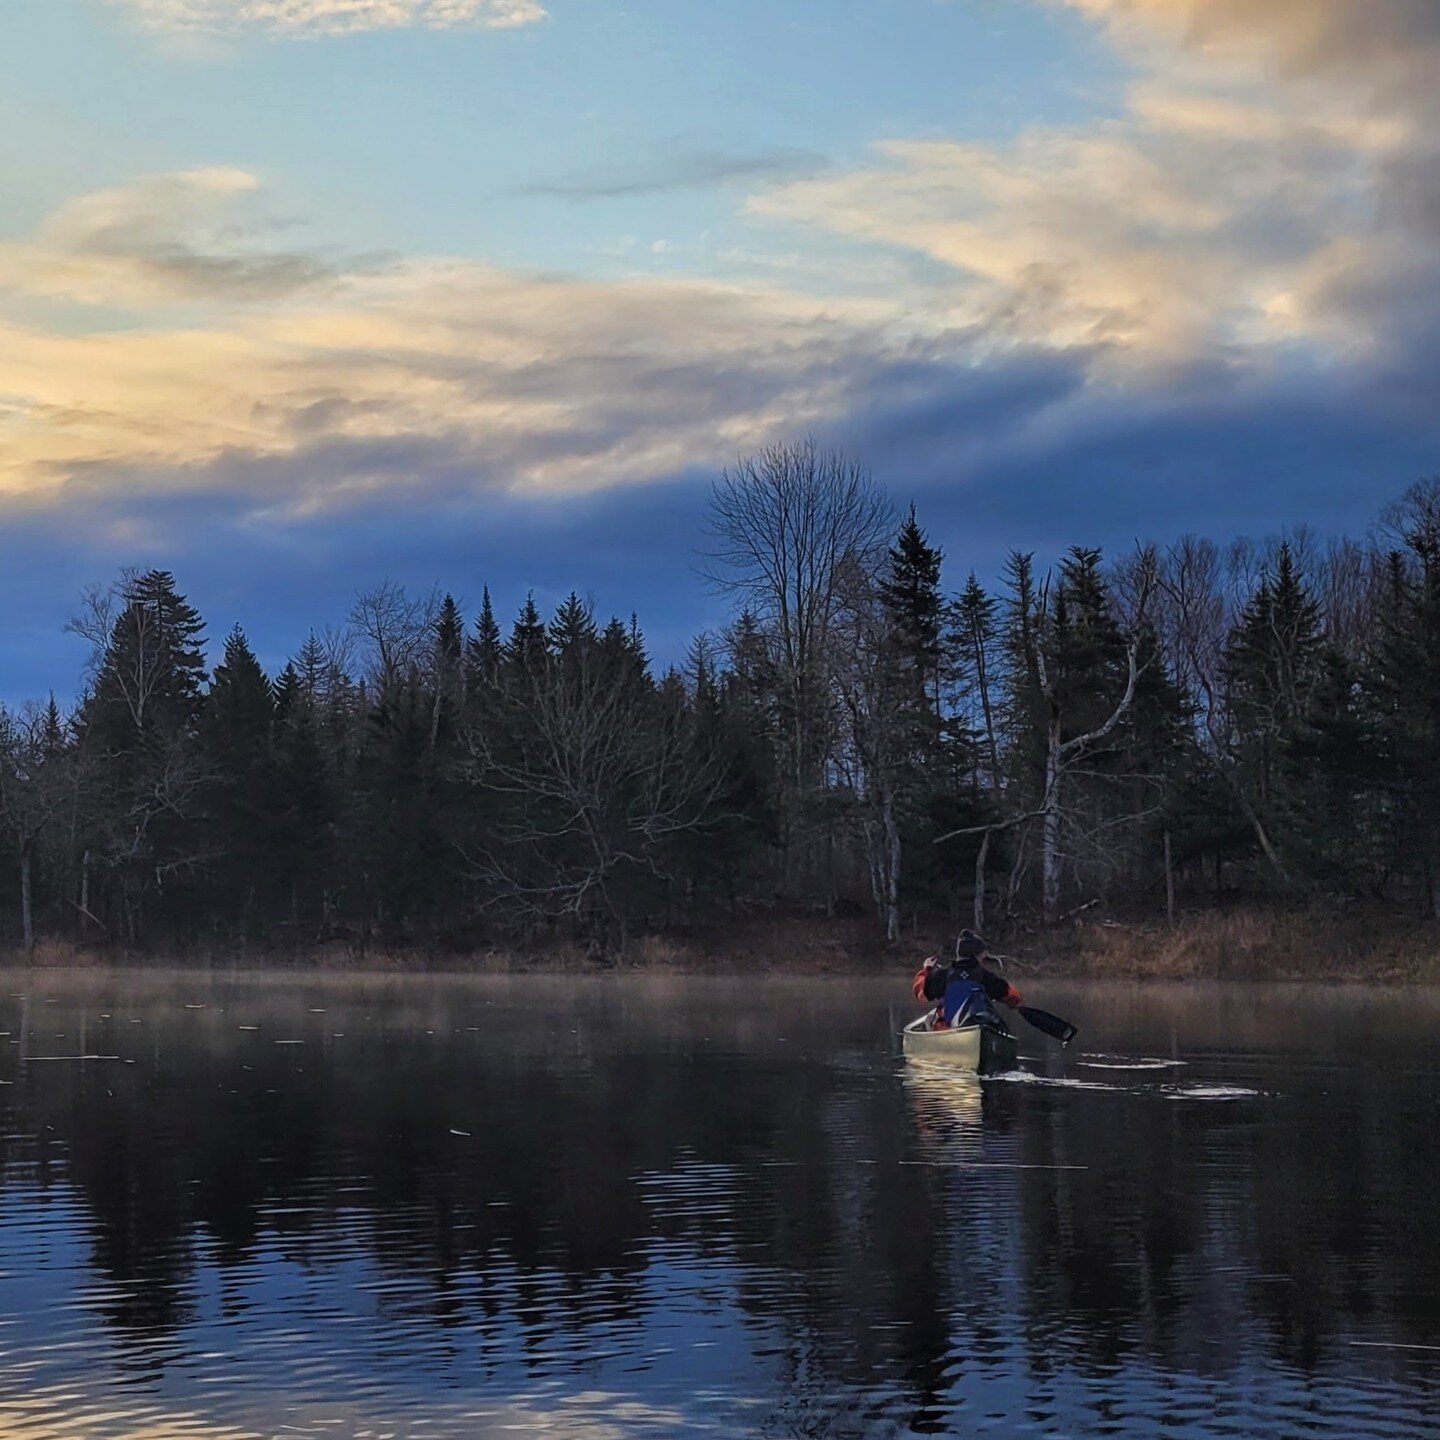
3 906 1436 981
1046 907 1440 982
3 938 111 969
625 935 691 969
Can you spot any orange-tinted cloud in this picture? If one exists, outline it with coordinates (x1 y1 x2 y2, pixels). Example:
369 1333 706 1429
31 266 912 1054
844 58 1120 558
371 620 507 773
752 0 1439 373
0 174 918 514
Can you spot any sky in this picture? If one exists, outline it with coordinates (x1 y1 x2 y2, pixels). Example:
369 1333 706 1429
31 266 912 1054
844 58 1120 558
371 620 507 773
1 0 1437 700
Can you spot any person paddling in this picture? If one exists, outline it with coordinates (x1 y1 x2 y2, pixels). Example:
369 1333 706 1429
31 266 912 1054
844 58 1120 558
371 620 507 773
912 930 1023 1030
912 931 1079 1045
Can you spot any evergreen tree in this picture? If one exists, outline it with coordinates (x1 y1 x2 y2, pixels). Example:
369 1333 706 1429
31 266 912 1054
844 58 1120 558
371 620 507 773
434 594 464 669
549 592 598 658
76 570 209 943
1225 542 1323 843
429 593 466 751
351 675 452 934
272 662 302 721
206 627 273 758
295 632 328 699
506 594 549 676
467 587 503 689
1051 547 1130 741
947 573 1003 793
201 627 279 938
40 696 65 760
999 551 1047 805
83 570 207 754
878 506 945 713
597 614 651 692
1287 650 1385 891
272 676 336 938
1366 487 1440 914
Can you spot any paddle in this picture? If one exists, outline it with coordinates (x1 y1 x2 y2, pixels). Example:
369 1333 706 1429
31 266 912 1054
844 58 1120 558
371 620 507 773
984 951 1078 1046
1016 1005 1078 1046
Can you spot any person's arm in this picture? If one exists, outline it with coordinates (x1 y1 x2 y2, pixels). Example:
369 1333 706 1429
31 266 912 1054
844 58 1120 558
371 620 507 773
977 964 1024 1008
912 956 940 1002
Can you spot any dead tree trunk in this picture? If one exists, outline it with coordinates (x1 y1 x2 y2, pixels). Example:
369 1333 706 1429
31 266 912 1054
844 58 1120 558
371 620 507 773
879 782 901 942
934 807 1048 939
1042 706 1064 922
1164 829 1176 928
974 828 992 936
19 844 33 953
1035 559 1151 923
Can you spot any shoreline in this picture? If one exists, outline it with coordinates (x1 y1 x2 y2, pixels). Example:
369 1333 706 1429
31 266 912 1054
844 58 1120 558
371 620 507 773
4 906 1439 983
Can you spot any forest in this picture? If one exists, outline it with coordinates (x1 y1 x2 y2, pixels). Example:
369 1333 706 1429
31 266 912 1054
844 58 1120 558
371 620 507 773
2 440 1439 963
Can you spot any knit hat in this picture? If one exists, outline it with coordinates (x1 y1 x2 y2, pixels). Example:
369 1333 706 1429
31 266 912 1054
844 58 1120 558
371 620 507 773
955 929 988 962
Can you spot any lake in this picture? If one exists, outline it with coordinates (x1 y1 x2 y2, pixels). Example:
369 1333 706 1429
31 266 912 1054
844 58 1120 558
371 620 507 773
0 972 1437 1438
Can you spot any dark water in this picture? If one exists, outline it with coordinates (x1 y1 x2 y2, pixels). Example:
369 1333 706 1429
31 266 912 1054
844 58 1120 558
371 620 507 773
0 973 1437 1439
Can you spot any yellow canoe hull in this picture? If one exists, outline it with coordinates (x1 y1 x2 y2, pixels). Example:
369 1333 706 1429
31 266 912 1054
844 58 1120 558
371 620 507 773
901 1015 1018 1074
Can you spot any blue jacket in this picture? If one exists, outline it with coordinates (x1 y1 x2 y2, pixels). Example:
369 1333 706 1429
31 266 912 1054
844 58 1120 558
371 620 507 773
942 973 995 1026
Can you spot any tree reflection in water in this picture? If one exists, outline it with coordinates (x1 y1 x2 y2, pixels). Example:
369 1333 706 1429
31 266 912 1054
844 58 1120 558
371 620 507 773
0 974 1436 1438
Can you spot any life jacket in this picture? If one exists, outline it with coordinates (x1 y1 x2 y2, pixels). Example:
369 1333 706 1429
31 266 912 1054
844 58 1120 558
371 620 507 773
942 973 992 1026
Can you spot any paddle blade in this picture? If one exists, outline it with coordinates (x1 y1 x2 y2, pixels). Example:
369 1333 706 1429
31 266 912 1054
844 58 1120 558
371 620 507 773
1018 1006 1078 1046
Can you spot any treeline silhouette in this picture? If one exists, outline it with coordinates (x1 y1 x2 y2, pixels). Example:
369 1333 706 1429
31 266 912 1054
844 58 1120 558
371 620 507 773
2 442 1438 958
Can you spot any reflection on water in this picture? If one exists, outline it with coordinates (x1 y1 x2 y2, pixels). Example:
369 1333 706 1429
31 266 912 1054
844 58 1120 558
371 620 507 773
0 974 1437 1438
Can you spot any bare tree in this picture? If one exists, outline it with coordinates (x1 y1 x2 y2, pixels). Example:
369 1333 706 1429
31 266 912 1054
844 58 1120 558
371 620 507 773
64 567 183 733
1154 539 1291 884
703 438 894 894
1317 537 1385 662
463 642 725 957
956 547 1157 925
348 582 440 696
831 561 906 939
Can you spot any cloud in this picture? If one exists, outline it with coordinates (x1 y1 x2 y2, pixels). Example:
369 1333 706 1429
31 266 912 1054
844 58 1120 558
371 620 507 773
748 0 1440 379
749 125 1370 367
517 149 829 200
108 0 547 39
3 0 1437 662
0 168 372 307
1061 1 1440 96
0 176 953 518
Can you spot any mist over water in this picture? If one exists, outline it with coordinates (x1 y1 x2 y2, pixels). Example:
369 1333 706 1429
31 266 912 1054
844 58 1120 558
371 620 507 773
0 974 1436 1438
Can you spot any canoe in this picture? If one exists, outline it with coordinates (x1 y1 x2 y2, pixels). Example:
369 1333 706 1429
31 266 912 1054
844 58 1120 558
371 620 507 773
901 1014 1018 1074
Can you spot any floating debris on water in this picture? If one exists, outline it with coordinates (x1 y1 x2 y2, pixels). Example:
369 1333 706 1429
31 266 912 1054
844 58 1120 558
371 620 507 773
899 1160 1090 1170
23 1055 122 1063
984 1070 1122 1092
1160 1084 1263 1101
1349 1340 1440 1353
1079 1058 1187 1071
